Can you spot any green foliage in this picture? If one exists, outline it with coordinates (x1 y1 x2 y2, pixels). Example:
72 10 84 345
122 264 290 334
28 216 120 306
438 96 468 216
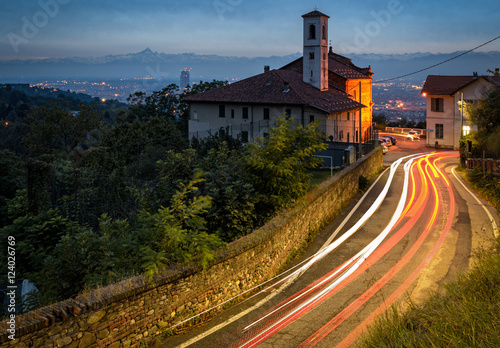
22 102 102 156
138 173 224 279
468 87 500 157
0 150 26 227
359 175 370 192
0 209 86 302
197 143 257 242
466 168 500 213
242 117 327 215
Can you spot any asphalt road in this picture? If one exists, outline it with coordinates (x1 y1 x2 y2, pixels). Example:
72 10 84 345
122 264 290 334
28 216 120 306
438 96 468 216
158 136 498 348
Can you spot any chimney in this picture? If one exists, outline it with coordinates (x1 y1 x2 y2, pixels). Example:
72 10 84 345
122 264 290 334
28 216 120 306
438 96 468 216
496 68 499 74
473 72 478 78
264 65 270 73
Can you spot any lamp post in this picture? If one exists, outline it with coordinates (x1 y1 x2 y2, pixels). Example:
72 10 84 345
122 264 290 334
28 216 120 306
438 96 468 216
460 91 464 140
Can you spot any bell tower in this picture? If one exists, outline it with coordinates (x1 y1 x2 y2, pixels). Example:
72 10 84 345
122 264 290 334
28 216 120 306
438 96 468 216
302 10 329 91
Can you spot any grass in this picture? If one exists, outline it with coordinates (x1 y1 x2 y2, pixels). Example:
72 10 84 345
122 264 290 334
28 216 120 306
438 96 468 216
308 168 338 187
357 238 500 347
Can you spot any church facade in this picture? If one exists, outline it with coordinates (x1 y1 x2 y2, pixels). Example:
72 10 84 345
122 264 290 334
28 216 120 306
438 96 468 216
185 10 373 144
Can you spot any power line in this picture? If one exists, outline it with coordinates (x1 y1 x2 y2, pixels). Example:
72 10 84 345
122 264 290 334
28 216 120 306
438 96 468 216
374 35 500 83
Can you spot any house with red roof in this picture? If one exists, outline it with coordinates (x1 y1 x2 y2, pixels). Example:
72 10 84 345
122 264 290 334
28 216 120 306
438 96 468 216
422 74 500 149
185 10 373 145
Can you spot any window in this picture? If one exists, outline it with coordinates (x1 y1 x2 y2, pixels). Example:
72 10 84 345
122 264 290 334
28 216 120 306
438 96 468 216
219 128 225 137
339 130 343 140
436 124 444 139
242 107 249 119
309 24 316 39
309 52 315 60
322 25 326 40
309 115 315 123
431 98 444 112
285 108 292 119
347 112 350 121
219 105 225 118
263 108 270 120
231 109 235 118
241 131 249 143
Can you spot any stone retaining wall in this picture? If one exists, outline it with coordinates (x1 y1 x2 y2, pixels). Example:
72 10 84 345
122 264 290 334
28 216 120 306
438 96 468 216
0 148 383 348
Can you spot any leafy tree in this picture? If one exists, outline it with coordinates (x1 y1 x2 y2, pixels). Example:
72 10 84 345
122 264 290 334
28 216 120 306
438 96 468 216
0 209 86 302
372 113 387 130
22 102 101 157
468 87 500 157
0 150 26 227
138 172 224 279
197 142 257 242
242 117 327 217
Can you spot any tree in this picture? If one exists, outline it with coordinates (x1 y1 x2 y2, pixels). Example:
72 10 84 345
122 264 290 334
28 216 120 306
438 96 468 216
468 87 500 157
372 113 387 130
242 117 327 217
22 102 101 157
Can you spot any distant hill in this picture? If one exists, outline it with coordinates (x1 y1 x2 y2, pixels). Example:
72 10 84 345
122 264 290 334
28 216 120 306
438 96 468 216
1 48 499 83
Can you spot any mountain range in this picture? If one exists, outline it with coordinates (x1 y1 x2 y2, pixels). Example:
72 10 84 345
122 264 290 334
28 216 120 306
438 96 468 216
1 48 499 83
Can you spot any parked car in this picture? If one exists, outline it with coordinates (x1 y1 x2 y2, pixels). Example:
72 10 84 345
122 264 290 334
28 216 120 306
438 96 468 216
379 136 392 147
381 143 388 154
383 135 397 145
407 130 420 140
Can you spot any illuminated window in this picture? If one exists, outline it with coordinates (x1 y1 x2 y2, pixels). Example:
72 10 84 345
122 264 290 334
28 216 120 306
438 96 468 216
463 125 470 136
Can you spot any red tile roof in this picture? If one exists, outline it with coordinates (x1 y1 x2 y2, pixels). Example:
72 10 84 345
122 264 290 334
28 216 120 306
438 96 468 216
422 75 500 95
281 51 373 80
302 10 330 18
184 69 364 114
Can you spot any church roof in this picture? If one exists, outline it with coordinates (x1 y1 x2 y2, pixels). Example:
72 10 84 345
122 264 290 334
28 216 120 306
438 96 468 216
302 10 330 18
184 69 364 114
281 50 373 80
422 75 500 95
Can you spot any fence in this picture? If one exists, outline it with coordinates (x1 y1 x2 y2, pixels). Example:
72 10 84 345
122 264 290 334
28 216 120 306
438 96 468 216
465 158 500 174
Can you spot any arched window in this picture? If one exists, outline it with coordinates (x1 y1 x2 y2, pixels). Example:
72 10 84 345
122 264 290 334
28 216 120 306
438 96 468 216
322 25 326 40
309 52 315 59
309 24 316 39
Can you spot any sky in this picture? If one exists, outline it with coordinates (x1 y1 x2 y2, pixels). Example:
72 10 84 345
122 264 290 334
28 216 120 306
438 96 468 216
1 0 500 60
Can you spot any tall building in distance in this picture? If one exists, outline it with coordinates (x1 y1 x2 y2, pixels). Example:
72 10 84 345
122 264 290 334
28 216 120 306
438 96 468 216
180 68 190 90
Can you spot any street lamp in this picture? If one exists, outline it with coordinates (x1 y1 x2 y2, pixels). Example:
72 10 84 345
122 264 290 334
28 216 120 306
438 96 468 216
459 91 464 140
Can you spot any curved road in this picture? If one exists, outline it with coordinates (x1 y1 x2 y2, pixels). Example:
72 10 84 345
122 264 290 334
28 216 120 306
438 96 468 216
160 136 498 348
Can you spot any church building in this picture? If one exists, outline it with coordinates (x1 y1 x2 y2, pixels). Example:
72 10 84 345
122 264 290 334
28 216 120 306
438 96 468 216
185 10 373 145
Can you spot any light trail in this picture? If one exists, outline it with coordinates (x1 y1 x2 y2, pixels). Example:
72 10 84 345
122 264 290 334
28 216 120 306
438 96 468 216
335 152 458 347
297 153 442 347
234 154 429 348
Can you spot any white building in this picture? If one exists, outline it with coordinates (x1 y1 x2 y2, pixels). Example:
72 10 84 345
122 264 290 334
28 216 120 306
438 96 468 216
185 10 373 144
422 74 500 149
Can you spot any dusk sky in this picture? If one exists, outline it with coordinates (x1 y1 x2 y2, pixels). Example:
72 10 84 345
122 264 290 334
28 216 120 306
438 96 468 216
1 0 500 60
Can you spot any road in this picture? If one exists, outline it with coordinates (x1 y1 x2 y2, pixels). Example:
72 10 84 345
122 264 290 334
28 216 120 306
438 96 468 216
159 136 498 348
